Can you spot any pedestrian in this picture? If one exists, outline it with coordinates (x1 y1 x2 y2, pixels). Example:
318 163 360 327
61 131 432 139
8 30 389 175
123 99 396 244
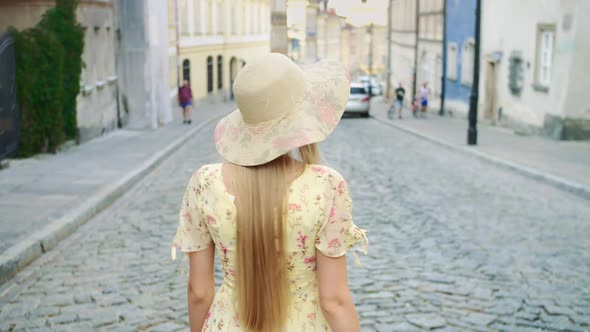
394 82 406 119
419 82 430 118
412 96 419 118
178 79 193 124
171 53 367 332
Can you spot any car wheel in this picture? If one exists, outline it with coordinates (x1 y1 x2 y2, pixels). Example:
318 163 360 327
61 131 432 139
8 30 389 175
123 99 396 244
361 111 370 118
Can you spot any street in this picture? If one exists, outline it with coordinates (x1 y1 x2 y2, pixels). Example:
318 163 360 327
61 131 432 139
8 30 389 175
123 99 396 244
1 115 589 331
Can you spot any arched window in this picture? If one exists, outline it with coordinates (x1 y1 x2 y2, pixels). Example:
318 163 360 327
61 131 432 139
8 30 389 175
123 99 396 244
447 42 458 80
182 59 191 83
217 55 223 89
461 39 475 86
207 56 213 93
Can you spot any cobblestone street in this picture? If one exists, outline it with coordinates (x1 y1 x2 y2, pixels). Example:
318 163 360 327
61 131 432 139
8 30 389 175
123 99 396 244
1 115 589 331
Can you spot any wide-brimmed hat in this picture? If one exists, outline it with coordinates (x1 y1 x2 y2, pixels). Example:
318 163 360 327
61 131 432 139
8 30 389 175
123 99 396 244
214 53 350 166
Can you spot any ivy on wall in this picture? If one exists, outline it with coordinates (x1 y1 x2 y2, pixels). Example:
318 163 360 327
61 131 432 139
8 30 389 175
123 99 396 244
10 0 84 157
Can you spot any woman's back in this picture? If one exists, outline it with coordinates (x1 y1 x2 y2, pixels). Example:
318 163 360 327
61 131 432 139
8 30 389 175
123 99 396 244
172 163 365 331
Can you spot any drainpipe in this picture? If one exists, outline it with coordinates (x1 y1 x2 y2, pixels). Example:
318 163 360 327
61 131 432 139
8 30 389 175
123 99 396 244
439 0 447 116
467 0 481 145
412 0 419 100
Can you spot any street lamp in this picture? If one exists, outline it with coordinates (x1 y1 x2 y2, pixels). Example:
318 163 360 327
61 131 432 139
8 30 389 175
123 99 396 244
361 0 373 97
467 0 481 145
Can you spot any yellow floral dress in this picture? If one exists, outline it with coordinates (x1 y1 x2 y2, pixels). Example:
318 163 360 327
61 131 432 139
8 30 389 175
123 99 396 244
172 163 367 331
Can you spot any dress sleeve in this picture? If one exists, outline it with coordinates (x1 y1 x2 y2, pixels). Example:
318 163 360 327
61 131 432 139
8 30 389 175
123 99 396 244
315 174 367 261
171 169 212 260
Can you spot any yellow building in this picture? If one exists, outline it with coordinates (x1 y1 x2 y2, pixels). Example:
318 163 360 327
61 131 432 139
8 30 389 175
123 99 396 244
173 0 271 101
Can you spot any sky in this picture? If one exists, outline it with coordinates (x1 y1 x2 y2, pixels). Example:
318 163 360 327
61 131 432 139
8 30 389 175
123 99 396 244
327 0 388 26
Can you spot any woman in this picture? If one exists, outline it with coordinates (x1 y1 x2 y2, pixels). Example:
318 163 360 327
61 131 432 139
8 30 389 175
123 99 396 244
178 79 193 124
419 82 430 117
172 53 367 332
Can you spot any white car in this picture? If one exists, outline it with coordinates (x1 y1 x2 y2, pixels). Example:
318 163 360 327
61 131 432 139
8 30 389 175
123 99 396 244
345 83 370 117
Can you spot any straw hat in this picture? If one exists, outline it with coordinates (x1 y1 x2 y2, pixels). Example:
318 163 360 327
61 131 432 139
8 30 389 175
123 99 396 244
214 53 350 166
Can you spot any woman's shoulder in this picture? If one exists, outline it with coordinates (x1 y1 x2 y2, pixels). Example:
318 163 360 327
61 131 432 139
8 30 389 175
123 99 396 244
190 163 223 183
307 164 348 186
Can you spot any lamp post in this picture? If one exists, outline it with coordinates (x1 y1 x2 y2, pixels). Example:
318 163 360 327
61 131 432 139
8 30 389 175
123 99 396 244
439 0 447 116
467 0 481 145
361 0 373 97
386 0 393 99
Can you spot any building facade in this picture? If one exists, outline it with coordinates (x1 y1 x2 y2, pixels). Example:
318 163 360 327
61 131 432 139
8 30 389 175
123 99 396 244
116 0 173 129
317 8 345 62
480 0 590 139
0 0 119 142
271 0 288 54
177 0 271 101
443 0 476 116
417 0 444 111
287 0 307 62
389 0 418 98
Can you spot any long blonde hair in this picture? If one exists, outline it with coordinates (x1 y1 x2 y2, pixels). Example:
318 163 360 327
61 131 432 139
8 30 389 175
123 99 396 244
234 144 320 331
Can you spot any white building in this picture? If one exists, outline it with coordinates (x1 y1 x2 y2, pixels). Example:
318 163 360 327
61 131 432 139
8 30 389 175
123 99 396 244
117 0 172 129
417 0 444 111
480 0 590 139
389 0 418 99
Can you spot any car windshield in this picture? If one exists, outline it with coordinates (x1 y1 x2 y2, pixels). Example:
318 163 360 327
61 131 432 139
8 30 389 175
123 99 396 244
350 87 366 94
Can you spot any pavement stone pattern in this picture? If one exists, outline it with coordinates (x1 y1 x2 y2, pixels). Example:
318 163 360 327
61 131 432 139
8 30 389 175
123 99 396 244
1 114 589 331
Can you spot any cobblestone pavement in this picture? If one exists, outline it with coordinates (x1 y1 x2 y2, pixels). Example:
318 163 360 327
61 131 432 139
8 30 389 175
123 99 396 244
1 115 589 331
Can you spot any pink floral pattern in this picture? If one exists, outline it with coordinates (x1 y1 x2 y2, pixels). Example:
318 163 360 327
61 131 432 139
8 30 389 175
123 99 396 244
172 163 367 331
214 59 351 167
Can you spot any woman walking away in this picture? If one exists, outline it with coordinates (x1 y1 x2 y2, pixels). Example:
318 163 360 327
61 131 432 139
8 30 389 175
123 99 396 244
178 80 193 124
172 53 367 332
419 82 430 118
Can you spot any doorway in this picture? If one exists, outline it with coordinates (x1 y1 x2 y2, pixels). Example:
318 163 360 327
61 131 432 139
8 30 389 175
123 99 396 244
229 57 238 100
484 60 497 125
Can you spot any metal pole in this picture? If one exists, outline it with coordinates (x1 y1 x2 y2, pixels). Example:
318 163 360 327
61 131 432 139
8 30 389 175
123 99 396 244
439 0 447 116
412 0 419 101
368 23 373 97
467 0 481 145
175 0 181 86
386 0 393 99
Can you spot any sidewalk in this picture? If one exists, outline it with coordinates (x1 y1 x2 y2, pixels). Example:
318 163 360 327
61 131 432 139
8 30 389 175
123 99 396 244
0 101 234 285
372 97 590 199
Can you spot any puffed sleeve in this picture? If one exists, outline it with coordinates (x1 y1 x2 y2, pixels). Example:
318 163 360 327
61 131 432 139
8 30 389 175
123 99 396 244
171 169 212 260
315 174 367 263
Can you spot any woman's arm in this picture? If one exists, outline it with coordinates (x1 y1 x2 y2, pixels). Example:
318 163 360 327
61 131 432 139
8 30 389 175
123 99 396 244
187 244 215 331
316 252 360 332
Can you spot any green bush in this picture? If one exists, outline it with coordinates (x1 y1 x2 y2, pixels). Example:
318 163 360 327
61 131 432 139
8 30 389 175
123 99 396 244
39 0 84 140
12 28 65 155
11 0 84 157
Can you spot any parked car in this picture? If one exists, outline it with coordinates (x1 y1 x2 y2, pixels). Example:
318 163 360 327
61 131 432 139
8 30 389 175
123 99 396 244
370 84 382 96
345 83 371 117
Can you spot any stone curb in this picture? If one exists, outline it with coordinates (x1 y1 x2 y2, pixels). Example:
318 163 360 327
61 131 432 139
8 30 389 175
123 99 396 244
0 115 223 286
372 114 590 201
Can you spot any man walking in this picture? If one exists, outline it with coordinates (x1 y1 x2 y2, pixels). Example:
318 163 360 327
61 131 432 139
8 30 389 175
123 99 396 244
394 82 406 119
178 80 193 124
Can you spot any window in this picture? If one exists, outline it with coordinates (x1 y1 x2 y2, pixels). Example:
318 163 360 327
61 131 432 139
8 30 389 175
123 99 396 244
182 59 191 83
231 7 237 35
180 0 189 34
461 39 475 86
535 25 555 89
194 0 202 34
216 0 223 34
447 42 457 80
350 87 367 94
217 55 223 89
207 56 213 93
